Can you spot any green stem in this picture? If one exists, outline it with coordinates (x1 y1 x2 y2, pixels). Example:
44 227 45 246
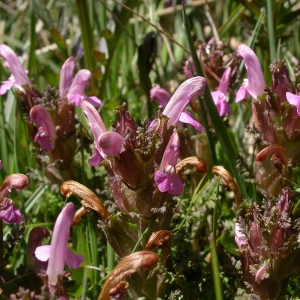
210 234 223 300
213 179 220 242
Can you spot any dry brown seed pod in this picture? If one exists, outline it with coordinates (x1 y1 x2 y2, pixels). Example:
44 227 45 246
146 230 171 266
72 206 87 226
98 251 159 300
61 180 110 222
256 144 288 174
212 166 242 208
175 156 208 181
0 174 29 195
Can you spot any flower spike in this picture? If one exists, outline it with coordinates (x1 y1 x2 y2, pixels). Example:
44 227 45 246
235 44 265 102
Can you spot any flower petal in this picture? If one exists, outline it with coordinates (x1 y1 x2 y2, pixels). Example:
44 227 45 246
0 199 23 224
286 92 300 115
59 57 76 98
65 247 84 269
81 100 107 145
68 69 92 97
30 105 56 151
47 203 75 285
154 171 170 192
98 132 124 158
86 96 102 108
0 44 31 87
34 245 51 262
162 76 206 128
179 112 205 132
168 174 184 195
236 45 265 99
0 79 14 95
160 131 180 169
150 87 171 109
88 148 103 166
235 83 251 103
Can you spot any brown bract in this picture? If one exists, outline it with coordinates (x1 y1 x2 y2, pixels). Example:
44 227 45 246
98 251 159 300
60 180 110 222
146 230 171 266
212 166 241 208
175 156 208 181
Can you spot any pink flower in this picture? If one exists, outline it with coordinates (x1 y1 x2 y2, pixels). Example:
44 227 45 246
154 131 183 195
286 92 300 115
211 67 232 116
35 203 84 286
59 57 76 98
0 174 28 224
81 100 124 166
30 105 56 151
0 44 32 95
235 44 266 102
155 77 206 132
67 70 102 107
